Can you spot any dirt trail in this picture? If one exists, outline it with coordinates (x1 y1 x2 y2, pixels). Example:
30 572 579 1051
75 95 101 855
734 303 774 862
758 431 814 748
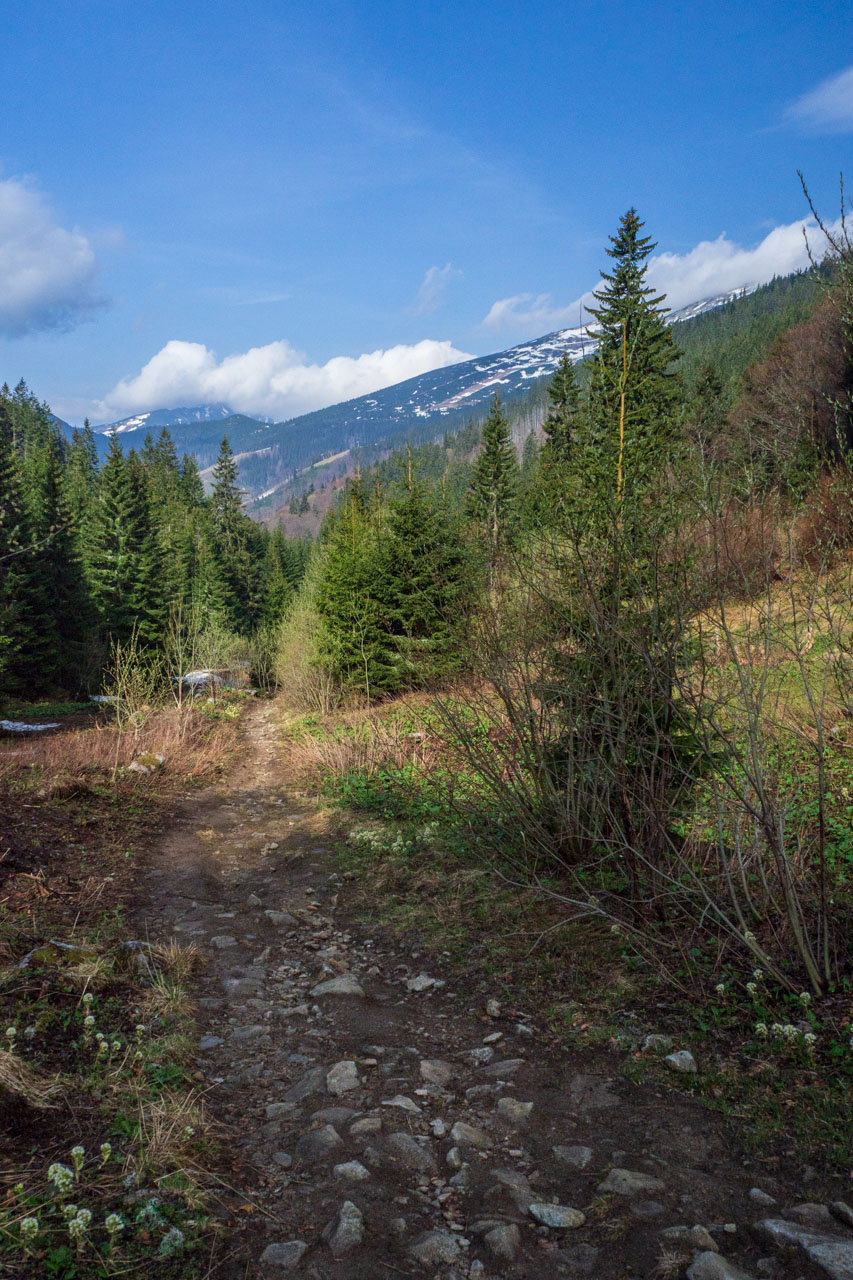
137 702 843 1280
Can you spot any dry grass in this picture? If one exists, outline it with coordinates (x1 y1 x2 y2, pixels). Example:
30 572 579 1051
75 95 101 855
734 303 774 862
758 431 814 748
153 940 201 984
133 1093 211 1180
141 976 195 1022
0 704 235 788
281 696 442 789
0 1049 61 1108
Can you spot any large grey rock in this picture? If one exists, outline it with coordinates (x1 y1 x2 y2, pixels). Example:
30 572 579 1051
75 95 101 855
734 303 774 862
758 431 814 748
755 1218 853 1279
284 1066 326 1102
661 1225 719 1252
529 1202 585 1229
294 1124 343 1163
259 1241 307 1269
420 1058 454 1087
787 1203 834 1226
323 1201 364 1256
496 1096 533 1125
665 1049 698 1073
386 1132 438 1173
485 1223 520 1261
598 1167 666 1196
687 1253 757 1280
479 1058 525 1078
326 1060 360 1095
311 975 365 998
409 1231 462 1266
334 1160 370 1181
553 1144 593 1169
450 1120 492 1149
748 1188 777 1207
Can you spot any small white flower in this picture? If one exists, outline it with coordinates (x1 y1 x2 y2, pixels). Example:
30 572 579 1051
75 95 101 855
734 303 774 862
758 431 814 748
62 1204 79 1221
48 1163 74 1194
99 1143 112 1165
771 1023 784 1036
746 982 758 997
19 1217 39 1241
755 1022 768 1037
752 968 763 981
75 1208 92 1228
743 930 757 945
135 1024 146 1037
82 993 94 1006
95 1032 105 1042
5 1026 16 1043
183 1125 195 1138
83 1015 95 1029
804 1032 817 1047
68 1216 87 1242
715 983 726 995
97 1041 108 1056
105 1213 125 1235
110 1040 122 1054
70 1146 85 1177
799 992 811 1005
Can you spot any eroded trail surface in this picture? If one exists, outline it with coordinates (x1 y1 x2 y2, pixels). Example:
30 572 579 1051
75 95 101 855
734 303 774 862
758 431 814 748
138 703 844 1280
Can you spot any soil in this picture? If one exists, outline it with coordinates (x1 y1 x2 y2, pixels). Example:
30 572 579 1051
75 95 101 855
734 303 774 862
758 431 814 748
135 701 845 1279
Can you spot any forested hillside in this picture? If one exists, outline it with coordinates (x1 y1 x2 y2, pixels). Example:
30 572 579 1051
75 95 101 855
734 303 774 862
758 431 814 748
0 384 309 698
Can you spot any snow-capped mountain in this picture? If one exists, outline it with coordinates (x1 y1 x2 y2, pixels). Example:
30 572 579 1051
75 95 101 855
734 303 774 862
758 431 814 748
84 286 753 497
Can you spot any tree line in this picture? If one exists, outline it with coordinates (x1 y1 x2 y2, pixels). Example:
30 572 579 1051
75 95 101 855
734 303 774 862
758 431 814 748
0 388 308 698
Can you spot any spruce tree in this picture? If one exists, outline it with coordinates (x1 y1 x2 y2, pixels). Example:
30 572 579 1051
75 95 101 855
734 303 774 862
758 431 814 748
210 437 258 631
466 393 519 574
542 354 580 464
382 470 468 687
583 209 681 502
86 436 163 645
0 404 27 690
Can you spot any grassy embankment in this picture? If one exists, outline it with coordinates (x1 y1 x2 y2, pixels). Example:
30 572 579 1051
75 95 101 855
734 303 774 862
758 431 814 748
276 568 853 1173
0 693 246 1279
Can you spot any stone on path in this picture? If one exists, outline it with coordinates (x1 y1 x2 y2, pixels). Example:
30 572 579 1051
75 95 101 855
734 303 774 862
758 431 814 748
450 1120 492 1149
661 1225 718 1252
642 1033 674 1053
553 1144 593 1169
665 1049 698 1073
294 1124 343 1163
529 1203 586 1229
386 1131 438 1173
334 1160 370 1181
687 1253 757 1280
754 1218 853 1280
326 1060 360 1095
323 1200 364 1256
211 935 237 949
479 1057 525 1078
748 1187 776 1207
485 1223 520 1261
198 1035 223 1050
409 1230 462 1266
407 973 439 992
420 1058 454 1087
381 1094 421 1113
259 1241 307 1269
598 1167 666 1196
496 1096 533 1125
310 974 365 998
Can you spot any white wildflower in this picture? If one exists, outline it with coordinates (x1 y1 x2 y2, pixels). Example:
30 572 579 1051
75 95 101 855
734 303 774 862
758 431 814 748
755 1022 768 1037
746 982 758 997
105 1213 124 1235
99 1143 111 1166
799 991 811 1005
48 1163 74 1194
19 1217 39 1241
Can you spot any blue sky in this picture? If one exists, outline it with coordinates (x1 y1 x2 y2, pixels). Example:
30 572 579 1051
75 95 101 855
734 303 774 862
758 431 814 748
1 0 851 424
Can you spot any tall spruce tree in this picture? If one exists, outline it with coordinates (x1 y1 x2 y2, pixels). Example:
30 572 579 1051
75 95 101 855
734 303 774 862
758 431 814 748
583 209 681 503
466 393 519 574
382 468 468 688
542 354 580 464
86 436 163 645
0 403 27 690
210 437 259 631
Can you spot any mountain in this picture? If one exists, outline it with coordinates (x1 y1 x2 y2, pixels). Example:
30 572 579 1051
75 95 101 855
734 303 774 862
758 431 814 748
84 286 765 501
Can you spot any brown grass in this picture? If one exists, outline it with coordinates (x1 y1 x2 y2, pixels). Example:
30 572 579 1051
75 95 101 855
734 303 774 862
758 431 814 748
0 1049 61 1108
280 697 442 789
0 705 235 787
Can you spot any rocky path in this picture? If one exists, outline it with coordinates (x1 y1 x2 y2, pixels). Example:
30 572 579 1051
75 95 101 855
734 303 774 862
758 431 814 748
137 703 851 1280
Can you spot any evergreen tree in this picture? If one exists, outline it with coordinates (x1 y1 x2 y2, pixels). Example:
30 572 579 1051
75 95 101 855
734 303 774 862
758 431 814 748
466 393 519 574
86 436 163 644
381 468 468 687
542 354 580 464
583 209 681 503
66 421 99 525
0 404 28 689
210 437 259 631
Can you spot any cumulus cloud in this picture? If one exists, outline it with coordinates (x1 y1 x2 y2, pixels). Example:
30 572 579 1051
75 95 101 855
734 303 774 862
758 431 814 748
411 263 457 315
0 176 105 337
102 336 473 422
786 64 853 133
482 218 831 337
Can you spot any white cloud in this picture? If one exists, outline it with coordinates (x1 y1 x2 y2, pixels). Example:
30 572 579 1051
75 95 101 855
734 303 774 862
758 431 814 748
411 263 456 315
482 218 832 338
0 176 104 337
101 336 473 422
786 65 853 133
